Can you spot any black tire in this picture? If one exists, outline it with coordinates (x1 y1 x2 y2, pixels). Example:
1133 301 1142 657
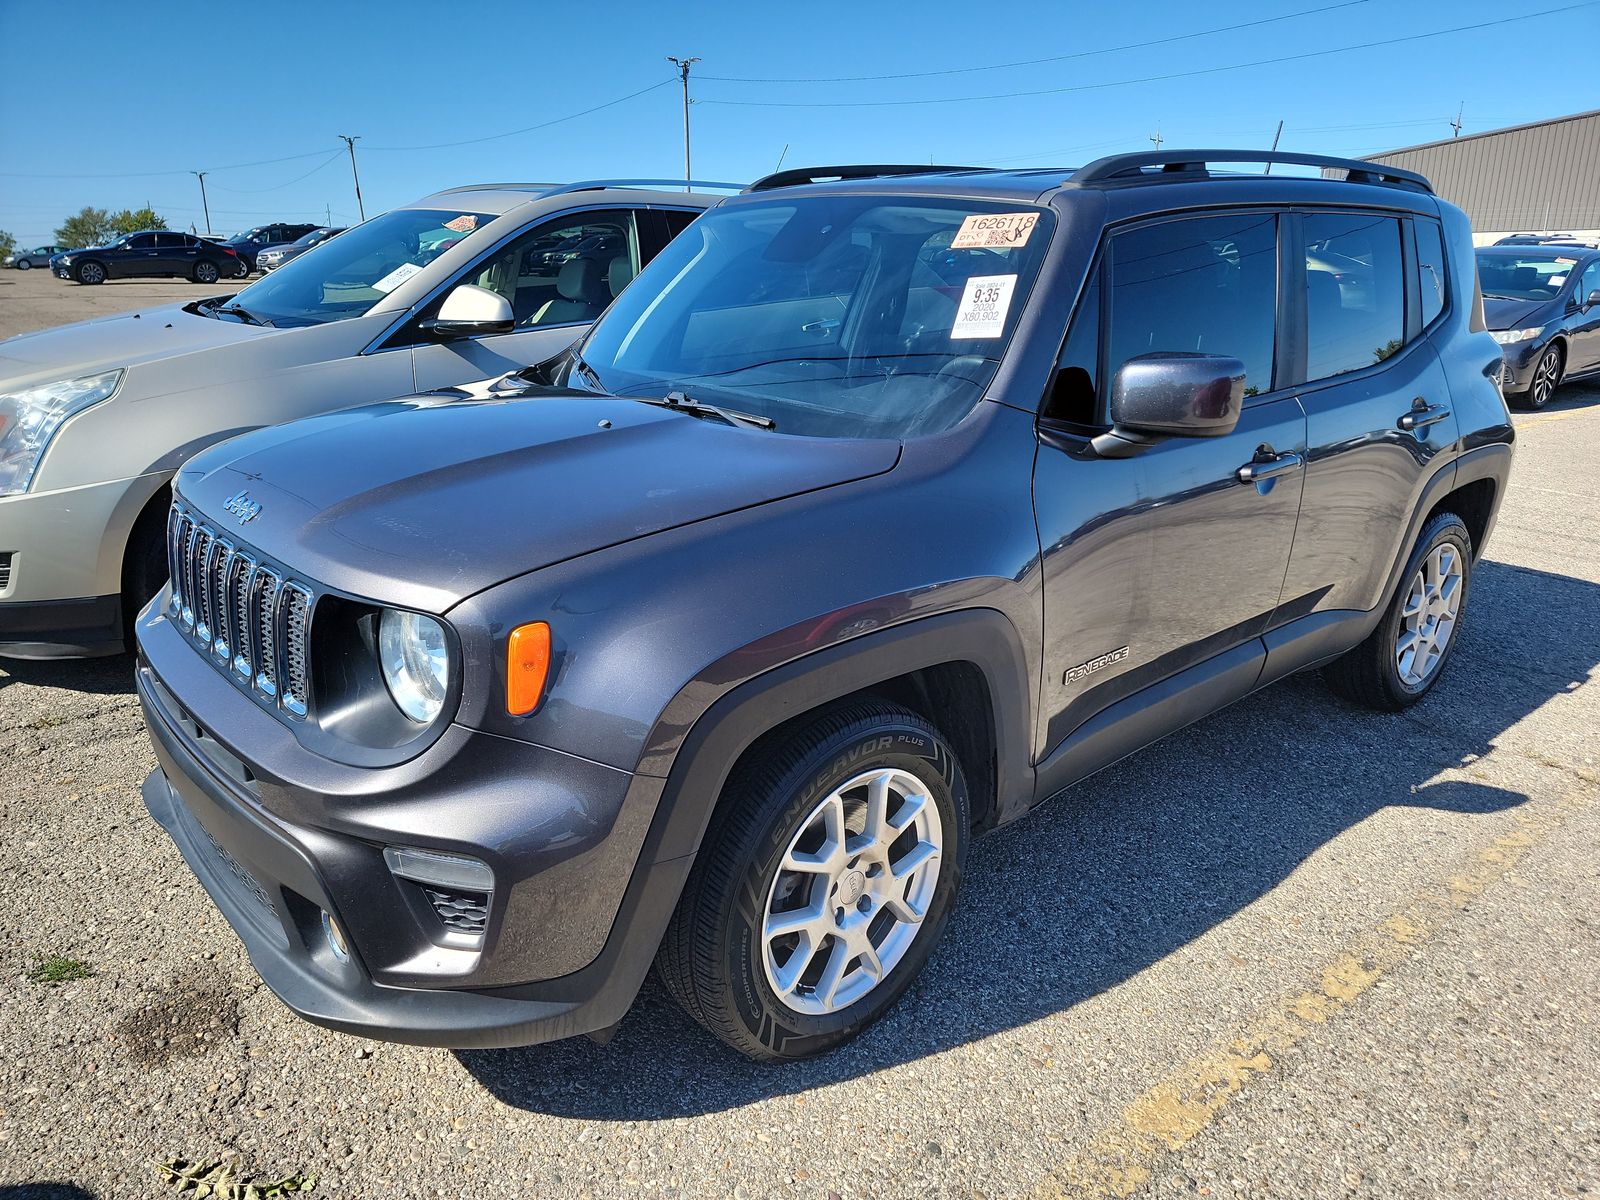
1323 511 1472 711
121 490 171 648
75 260 106 285
657 701 969 1061
233 260 251 279
15 258 31 270
1520 342 1563 410
193 259 220 285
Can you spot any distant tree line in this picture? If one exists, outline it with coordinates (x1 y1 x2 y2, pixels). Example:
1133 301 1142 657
52 206 170 249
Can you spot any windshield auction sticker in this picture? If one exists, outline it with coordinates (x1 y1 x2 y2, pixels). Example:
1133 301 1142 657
371 261 425 294
952 274 1018 339
952 212 1040 249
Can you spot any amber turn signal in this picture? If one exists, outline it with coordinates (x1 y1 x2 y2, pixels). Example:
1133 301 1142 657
506 622 551 715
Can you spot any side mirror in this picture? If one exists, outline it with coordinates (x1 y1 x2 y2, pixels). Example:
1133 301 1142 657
1109 352 1246 439
419 284 515 340
1587 289 1600 310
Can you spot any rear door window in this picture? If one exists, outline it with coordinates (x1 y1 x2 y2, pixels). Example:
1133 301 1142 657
1105 212 1279 398
1303 212 1406 381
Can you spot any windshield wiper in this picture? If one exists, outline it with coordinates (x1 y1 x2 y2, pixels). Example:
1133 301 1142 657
570 351 604 392
211 302 271 327
631 390 776 431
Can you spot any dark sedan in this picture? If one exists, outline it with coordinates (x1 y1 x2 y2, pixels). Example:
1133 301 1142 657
51 231 242 285
221 222 321 277
1476 245 1600 408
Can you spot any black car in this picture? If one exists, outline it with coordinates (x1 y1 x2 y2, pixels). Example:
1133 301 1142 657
222 222 321 277
1493 233 1598 248
1477 244 1600 408
51 231 242 285
255 226 345 272
138 152 1512 1062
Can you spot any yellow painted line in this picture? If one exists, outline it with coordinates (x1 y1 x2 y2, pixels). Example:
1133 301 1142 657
1516 405 1600 430
1035 779 1595 1200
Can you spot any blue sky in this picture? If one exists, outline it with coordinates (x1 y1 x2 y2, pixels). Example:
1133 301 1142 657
2 0 1596 245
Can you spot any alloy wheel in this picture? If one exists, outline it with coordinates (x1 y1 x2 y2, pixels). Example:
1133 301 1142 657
1396 542 1463 687
760 767 943 1016
79 262 104 284
1532 347 1560 407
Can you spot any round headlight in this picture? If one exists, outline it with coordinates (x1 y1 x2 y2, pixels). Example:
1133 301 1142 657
377 608 449 724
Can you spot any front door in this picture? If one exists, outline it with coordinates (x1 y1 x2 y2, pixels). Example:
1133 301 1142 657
406 208 648 393
1034 210 1305 765
1568 257 1600 374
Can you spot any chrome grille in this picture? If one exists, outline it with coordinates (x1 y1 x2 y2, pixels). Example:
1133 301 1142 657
168 503 313 719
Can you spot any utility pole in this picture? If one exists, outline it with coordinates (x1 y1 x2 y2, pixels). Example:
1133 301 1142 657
191 171 212 235
1263 120 1284 174
339 135 366 221
1451 103 1464 138
1148 126 1163 153
666 56 701 191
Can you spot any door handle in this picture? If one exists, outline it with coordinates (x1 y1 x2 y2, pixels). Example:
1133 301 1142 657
1236 451 1303 483
1398 402 1451 431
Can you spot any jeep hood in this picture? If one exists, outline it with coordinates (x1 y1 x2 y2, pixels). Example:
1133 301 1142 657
175 391 902 610
0 302 270 388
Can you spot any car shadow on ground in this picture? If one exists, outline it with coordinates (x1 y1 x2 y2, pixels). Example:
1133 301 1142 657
0 652 135 697
458 557 1600 1118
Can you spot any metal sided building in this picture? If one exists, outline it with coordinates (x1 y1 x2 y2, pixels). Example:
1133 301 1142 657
1363 109 1600 243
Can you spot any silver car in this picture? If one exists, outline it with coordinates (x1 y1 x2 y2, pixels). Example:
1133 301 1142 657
6 245 66 270
0 180 725 657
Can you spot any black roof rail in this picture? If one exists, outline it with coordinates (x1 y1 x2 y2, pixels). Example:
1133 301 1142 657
746 164 991 192
1070 149 1434 193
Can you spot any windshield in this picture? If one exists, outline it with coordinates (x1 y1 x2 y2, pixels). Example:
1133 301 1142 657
1476 252 1579 301
568 197 1051 439
223 209 492 327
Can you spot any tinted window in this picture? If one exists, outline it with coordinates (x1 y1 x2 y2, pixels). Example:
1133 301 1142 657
155 233 188 249
1045 269 1100 426
126 233 157 250
1304 213 1405 380
1415 218 1447 327
661 209 701 238
1106 213 1277 398
1581 259 1600 302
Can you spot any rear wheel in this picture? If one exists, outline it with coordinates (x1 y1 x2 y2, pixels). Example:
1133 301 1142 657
1323 511 1472 711
1524 342 1563 409
75 260 106 285
657 702 968 1060
193 259 220 285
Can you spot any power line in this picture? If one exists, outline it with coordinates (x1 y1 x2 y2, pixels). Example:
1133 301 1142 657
363 80 672 151
699 0 1373 83
698 3 1600 109
209 151 344 194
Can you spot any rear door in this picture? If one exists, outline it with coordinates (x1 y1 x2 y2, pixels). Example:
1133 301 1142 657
1269 209 1458 656
1033 209 1307 759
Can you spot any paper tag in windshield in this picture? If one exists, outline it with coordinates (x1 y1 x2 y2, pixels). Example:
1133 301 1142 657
951 274 1018 339
952 212 1039 249
444 215 479 233
1555 256 1577 265
371 261 425 294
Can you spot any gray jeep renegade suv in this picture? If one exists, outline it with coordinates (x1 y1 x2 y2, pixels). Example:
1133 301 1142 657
136 152 1513 1062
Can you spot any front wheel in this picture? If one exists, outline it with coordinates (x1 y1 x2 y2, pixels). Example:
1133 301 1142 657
75 260 106 285
1323 512 1472 711
657 702 969 1060
193 259 220 285
1523 342 1563 409
16 258 31 270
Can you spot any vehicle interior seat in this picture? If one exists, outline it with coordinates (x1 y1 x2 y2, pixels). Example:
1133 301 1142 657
607 255 636 298
531 258 611 324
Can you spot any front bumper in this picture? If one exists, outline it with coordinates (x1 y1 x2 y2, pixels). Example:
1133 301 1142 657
1496 338 1546 393
0 473 168 657
136 602 682 1048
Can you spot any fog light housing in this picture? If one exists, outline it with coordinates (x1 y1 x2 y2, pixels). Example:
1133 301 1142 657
383 846 494 946
322 911 351 963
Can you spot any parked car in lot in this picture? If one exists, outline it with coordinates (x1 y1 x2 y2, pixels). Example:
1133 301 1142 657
0 180 725 658
136 153 1512 1062
1493 232 1599 249
222 223 322 277
256 227 345 272
6 245 66 270
50 232 242 285
1476 244 1600 407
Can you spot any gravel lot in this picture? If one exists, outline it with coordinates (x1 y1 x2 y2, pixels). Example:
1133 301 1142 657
1 269 1597 1199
